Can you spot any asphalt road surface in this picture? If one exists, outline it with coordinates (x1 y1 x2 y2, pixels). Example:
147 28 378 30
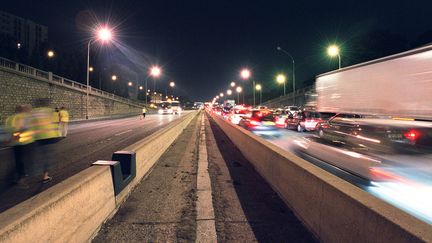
0 112 192 213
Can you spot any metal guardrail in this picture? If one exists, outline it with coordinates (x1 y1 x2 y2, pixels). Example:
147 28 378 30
0 57 144 107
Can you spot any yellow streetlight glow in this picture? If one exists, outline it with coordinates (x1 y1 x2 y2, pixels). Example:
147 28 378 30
128 81 133 86
230 81 236 87
276 74 286 84
236 86 242 93
227 89 232 95
139 86 143 90
255 84 262 91
240 69 251 80
216 95 219 99
47 50 54 58
150 66 162 77
111 75 117 81
220 93 224 97
327 45 340 57
89 67 94 72
169 81 175 87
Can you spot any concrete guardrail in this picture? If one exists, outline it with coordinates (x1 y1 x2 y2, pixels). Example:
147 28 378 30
0 111 198 242
208 111 432 243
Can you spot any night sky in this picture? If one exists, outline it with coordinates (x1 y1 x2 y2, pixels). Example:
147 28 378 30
3 0 432 101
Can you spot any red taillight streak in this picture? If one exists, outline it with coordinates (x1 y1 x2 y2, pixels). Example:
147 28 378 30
404 129 420 141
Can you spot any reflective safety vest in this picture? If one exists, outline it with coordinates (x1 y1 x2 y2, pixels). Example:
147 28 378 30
5 112 35 145
52 111 60 123
59 109 69 122
32 107 60 140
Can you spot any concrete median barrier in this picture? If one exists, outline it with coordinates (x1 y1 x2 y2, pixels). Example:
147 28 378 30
208 112 432 243
0 111 198 242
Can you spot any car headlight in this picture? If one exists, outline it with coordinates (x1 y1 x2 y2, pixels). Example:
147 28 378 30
158 109 163 114
168 109 173 113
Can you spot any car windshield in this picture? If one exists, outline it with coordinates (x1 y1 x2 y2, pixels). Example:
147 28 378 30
252 110 274 121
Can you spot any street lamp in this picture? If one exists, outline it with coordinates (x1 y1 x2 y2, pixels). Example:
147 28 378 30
169 81 175 87
128 81 133 86
277 46 296 103
145 66 162 106
236 86 242 104
89 67 94 72
230 81 236 87
47 50 55 58
139 86 143 90
327 44 341 69
255 84 262 105
240 68 255 107
111 75 117 81
227 89 232 96
220 93 224 97
276 74 287 96
86 26 113 119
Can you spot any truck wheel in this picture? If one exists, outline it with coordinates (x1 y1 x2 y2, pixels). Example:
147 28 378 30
297 124 303 132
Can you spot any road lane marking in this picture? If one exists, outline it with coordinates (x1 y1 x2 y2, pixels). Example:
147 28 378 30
115 129 133 136
0 147 11 151
196 114 217 243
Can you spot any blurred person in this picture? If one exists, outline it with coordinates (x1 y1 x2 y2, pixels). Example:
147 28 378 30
141 106 147 119
5 104 35 188
53 107 60 134
32 98 61 184
59 106 69 137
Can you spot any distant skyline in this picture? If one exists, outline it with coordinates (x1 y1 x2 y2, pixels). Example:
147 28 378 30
3 0 432 100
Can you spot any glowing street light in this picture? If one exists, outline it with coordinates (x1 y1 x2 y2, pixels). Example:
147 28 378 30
47 50 55 58
89 67 94 72
236 86 242 104
255 84 262 105
230 81 236 87
327 44 341 69
128 81 133 86
240 69 251 80
276 74 287 96
150 66 161 77
169 81 175 87
220 93 224 97
240 68 256 106
111 75 117 81
227 89 232 96
86 25 114 119
139 86 143 90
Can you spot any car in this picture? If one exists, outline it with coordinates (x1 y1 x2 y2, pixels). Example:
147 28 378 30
255 105 268 110
158 101 182 115
274 109 291 128
227 105 249 125
285 110 324 132
316 113 361 138
239 109 276 131
294 118 432 181
284 106 300 114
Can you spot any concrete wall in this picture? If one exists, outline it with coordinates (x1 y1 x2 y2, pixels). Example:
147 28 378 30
209 112 432 243
0 67 142 123
0 111 198 242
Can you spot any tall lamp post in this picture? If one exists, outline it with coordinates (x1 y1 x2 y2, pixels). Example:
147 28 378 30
277 46 296 103
240 68 254 106
146 66 162 106
327 45 341 69
169 81 175 96
255 84 262 105
86 26 113 119
276 74 287 96
236 86 242 105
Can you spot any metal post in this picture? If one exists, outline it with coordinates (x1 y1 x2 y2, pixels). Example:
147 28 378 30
292 59 296 105
237 93 239 104
338 54 341 69
283 81 286 96
259 90 262 105
145 78 148 106
86 40 92 120
253 80 256 107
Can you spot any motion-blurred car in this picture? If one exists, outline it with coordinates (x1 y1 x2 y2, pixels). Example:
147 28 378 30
158 101 182 115
284 106 299 114
274 109 291 127
294 118 432 182
239 110 276 131
227 105 249 125
285 110 325 132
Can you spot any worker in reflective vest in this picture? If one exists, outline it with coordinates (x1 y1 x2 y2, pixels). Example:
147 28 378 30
59 106 69 137
5 105 35 188
32 99 61 184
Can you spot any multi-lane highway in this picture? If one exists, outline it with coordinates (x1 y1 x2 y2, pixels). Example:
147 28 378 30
0 112 192 212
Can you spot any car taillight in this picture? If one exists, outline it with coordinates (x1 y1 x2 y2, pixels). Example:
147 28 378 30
404 129 421 142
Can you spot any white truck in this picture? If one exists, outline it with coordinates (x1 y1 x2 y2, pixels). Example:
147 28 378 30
316 44 432 120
